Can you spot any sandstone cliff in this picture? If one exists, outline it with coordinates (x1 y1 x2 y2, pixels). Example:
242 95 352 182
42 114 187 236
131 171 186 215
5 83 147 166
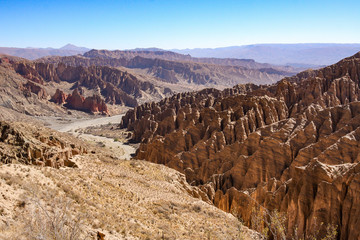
21 80 48 99
120 52 360 239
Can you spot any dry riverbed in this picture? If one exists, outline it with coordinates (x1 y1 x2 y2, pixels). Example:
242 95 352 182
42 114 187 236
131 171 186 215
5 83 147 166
38 114 136 160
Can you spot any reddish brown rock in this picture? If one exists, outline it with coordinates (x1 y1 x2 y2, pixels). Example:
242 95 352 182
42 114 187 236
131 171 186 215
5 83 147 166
51 89 68 104
97 231 105 240
12 62 45 84
120 52 360 239
65 89 85 110
83 94 109 115
65 89 109 115
11 61 161 108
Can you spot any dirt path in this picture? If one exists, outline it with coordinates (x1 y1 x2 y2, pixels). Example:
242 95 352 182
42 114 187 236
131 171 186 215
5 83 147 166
42 114 136 160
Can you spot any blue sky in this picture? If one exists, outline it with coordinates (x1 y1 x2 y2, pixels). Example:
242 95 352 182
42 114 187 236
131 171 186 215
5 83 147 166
1 0 359 49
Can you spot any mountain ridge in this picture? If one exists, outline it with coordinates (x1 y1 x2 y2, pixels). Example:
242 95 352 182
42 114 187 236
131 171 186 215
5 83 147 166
172 43 360 66
39 49 299 88
0 44 90 60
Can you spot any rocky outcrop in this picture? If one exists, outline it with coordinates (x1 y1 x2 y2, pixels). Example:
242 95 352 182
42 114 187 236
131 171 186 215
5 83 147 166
12 62 46 84
83 95 109 114
0 121 87 168
51 89 68 104
21 81 48 99
50 88 109 115
211 102 360 239
120 52 360 239
11 61 162 108
64 89 109 115
148 66 178 83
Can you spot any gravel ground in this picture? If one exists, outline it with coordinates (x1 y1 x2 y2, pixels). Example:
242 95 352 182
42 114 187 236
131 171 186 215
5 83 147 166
38 114 136 160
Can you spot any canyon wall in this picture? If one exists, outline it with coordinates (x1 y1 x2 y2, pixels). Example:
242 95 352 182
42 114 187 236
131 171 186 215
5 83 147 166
121 52 360 239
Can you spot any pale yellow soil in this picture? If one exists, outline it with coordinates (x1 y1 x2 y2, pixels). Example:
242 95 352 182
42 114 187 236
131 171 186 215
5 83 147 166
0 154 259 239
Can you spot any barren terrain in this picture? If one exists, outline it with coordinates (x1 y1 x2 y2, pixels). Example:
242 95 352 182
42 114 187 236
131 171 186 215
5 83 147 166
0 119 260 239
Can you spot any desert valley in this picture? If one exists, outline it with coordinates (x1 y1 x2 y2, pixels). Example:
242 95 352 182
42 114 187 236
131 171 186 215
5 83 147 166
0 44 359 240
1 1 360 239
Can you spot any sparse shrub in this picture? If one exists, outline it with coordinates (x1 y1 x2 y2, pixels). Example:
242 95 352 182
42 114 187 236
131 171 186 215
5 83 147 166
0 207 5 216
192 204 202 213
307 218 338 240
322 223 338 240
17 200 26 208
20 194 84 240
97 172 104 181
251 207 270 239
249 206 337 240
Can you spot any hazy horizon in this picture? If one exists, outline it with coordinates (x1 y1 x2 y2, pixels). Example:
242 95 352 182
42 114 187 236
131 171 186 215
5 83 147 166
1 0 360 50
1 42 360 52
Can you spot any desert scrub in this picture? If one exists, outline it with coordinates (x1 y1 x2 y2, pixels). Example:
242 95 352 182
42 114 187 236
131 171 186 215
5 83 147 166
18 191 85 240
0 171 23 186
249 206 338 240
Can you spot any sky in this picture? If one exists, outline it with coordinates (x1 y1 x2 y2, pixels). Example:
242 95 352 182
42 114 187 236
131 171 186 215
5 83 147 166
1 0 360 50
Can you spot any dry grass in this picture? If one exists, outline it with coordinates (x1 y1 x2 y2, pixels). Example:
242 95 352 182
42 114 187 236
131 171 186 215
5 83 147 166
0 153 259 240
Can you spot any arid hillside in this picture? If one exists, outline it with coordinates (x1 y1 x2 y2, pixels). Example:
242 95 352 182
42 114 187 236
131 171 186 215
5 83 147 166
0 55 171 116
0 120 262 239
120 52 360 239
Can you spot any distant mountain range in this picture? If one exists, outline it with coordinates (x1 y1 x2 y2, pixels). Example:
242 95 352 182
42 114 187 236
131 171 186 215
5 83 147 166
2 43 360 68
172 43 360 66
0 44 90 60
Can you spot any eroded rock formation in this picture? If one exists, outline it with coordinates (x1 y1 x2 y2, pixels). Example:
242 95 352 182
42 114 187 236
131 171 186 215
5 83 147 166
11 61 161 107
62 89 109 115
121 52 360 239
51 89 68 104
0 121 87 168
21 80 48 99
